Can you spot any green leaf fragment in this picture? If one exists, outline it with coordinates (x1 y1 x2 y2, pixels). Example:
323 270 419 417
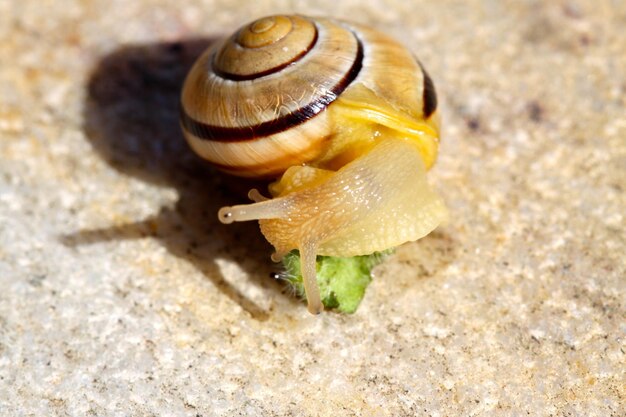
281 250 393 313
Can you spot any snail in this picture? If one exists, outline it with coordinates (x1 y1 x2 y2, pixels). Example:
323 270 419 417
180 15 448 314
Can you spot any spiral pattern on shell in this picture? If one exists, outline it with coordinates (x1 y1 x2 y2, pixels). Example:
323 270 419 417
180 15 438 177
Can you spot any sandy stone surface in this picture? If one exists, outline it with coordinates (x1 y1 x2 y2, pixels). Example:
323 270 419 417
1 0 624 415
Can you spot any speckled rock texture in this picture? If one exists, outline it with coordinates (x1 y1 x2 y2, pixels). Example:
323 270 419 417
1 1 624 416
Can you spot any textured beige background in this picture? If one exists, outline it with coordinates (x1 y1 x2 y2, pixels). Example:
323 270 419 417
1 0 624 416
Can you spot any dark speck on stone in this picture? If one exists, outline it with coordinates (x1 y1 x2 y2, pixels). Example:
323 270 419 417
466 117 481 131
528 101 545 122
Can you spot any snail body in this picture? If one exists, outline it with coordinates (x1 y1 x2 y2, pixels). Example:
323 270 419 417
180 15 447 314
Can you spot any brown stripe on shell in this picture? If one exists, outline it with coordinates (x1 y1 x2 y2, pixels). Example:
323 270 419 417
180 36 364 142
213 29 319 81
418 61 437 118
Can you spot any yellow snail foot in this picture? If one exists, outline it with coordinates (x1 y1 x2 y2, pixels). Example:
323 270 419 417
217 138 448 314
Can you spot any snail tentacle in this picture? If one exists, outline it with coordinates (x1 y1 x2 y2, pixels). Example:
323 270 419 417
217 198 290 224
299 241 324 315
247 188 269 202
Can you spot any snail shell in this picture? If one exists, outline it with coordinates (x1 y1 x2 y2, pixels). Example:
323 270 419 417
180 15 447 314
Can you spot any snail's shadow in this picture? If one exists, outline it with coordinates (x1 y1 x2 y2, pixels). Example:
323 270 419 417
63 38 287 320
